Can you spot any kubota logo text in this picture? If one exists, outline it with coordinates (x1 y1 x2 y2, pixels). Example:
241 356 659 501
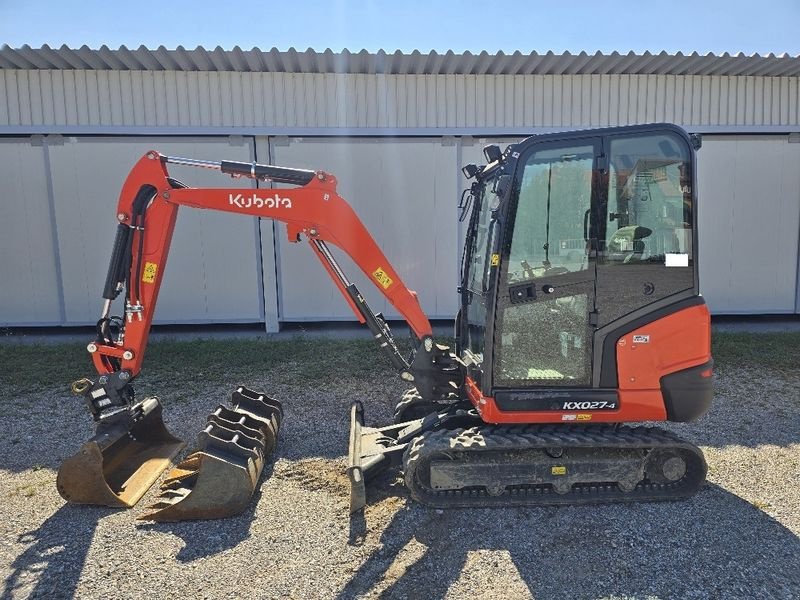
229 193 293 209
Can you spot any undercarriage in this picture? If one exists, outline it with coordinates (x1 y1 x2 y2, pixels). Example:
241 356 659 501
349 401 706 511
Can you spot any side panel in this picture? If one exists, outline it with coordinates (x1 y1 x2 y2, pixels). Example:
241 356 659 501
47 136 263 324
697 135 800 313
0 138 62 325
271 137 460 321
616 304 711 393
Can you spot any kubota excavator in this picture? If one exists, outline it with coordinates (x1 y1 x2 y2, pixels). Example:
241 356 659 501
57 123 713 520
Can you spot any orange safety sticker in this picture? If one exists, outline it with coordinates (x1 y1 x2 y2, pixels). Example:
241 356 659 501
142 262 158 284
372 267 393 290
576 414 592 421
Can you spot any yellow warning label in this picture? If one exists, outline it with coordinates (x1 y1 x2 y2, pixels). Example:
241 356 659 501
576 414 592 421
491 253 500 266
142 262 158 284
372 267 393 290
551 466 567 475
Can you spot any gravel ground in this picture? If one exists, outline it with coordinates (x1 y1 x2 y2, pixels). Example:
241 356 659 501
0 353 798 599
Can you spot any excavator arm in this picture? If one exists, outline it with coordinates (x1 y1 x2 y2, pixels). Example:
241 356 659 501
58 151 461 518
92 151 432 381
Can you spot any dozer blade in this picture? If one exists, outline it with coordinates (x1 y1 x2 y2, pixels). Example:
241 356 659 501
347 400 408 513
347 401 367 513
57 397 184 508
141 386 282 521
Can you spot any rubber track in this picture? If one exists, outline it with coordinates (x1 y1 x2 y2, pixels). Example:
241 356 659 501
402 425 707 508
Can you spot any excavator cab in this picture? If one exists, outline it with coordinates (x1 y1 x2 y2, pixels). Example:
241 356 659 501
459 124 712 425
349 124 711 511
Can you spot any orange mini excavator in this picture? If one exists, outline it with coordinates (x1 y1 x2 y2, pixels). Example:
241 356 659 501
58 123 713 520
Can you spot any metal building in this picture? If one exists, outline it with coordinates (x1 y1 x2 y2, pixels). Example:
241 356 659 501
1 46 799 330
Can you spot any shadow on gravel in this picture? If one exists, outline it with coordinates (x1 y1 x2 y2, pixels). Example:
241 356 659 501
348 472 407 547
338 484 800 600
673 398 800 450
135 465 270 562
2 505 103 600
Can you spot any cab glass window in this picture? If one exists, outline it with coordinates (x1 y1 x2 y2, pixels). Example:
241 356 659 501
596 132 694 326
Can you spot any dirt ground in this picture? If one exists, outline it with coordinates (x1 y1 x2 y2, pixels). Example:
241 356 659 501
0 338 798 599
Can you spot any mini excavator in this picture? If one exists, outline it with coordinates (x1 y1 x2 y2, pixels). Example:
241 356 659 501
58 123 713 520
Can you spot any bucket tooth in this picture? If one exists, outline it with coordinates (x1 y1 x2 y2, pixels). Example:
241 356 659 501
57 397 184 508
141 453 262 521
142 387 282 522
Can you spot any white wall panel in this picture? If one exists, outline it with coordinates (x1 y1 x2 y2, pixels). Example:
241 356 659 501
0 138 62 324
46 136 263 324
2 70 799 130
271 138 460 320
697 135 800 313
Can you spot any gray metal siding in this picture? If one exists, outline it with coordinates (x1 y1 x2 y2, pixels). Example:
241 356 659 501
0 138 62 325
44 136 264 325
1 71 799 131
270 137 460 320
697 135 800 313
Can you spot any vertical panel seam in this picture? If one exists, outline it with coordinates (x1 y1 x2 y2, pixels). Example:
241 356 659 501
268 136 283 325
249 136 266 322
42 138 67 324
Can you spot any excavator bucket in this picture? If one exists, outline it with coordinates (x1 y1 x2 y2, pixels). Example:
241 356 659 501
141 386 282 521
57 397 184 508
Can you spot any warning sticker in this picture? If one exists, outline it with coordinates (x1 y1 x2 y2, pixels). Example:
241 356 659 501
372 267 393 289
490 253 500 266
551 466 567 475
633 334 650 344
561 414 577 421
142 262 158 284
576 414 592 421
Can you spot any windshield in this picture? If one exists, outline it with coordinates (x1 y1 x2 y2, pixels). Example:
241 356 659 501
465 175 500 295
462 173 501 370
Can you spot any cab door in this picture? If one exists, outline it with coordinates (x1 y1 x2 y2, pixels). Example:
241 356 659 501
592 128 698 386
595 130 696 326
492 138 601 389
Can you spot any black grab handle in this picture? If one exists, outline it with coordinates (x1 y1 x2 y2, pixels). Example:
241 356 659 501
220 160 315 186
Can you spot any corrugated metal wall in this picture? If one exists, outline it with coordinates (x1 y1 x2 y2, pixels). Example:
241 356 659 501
1 71 798 129
1 67 799 326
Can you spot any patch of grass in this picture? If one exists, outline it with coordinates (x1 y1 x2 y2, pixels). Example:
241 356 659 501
0 341 90 395
0 336 414 397
712 332 800 376
9 483 40 498
750 499 772 510
0 331 796 397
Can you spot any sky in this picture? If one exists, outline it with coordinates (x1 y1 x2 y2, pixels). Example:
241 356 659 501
1 0 799 56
